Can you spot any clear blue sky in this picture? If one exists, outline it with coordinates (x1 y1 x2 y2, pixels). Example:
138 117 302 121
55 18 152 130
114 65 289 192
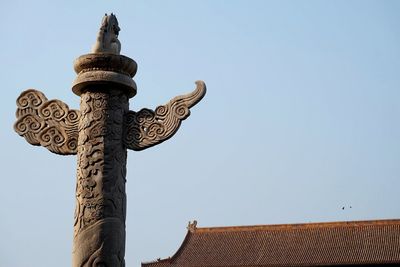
1 1 399 266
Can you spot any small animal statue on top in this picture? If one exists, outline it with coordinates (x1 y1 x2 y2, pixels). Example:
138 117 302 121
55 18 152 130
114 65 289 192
92 13 121 55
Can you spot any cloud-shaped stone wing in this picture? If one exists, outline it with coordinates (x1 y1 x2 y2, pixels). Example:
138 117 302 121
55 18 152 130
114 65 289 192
14 89 80 155
124 81 206 151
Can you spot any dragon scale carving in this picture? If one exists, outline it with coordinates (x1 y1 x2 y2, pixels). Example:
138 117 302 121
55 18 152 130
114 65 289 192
73 89 128 267
124 81 206 151
14 89 80 155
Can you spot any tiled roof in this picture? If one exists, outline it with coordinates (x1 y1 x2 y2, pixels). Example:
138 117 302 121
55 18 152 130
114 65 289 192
142 219 400 266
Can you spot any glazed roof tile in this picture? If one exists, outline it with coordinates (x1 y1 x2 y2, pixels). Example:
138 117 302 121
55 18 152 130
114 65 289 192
142 219 400 267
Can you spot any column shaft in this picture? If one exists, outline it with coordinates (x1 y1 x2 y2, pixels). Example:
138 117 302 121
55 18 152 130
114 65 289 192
73 87 128 267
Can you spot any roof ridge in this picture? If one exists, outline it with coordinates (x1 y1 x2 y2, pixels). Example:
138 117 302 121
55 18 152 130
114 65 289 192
193 218 400 233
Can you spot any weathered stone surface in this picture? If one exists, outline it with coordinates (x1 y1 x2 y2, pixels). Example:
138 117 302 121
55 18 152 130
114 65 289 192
92 13 121 55
72 53 137 98
14 89 80 155
124 81 206 151
13 13 206 267
73 88 128 266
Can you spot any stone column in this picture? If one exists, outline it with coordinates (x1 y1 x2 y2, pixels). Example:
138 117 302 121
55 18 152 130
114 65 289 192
71 54 137 267
13 13 206 267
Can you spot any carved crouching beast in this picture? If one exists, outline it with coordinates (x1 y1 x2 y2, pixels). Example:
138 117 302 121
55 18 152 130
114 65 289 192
92 13 121 55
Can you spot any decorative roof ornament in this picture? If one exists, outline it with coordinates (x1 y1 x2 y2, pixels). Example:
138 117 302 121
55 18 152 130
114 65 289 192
187 220 198 232
92 13 121 55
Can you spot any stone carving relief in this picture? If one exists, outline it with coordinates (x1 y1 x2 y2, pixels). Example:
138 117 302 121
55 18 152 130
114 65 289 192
124 80 206 151
14 89 80 155
13 12 206 267
73 89 128 267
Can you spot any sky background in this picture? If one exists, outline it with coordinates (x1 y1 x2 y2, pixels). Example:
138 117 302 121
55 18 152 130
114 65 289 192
1 1 399 266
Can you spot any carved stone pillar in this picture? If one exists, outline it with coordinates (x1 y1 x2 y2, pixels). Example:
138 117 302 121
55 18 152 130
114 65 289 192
72 89 127 266
71 52 136 266
13 13 206 267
